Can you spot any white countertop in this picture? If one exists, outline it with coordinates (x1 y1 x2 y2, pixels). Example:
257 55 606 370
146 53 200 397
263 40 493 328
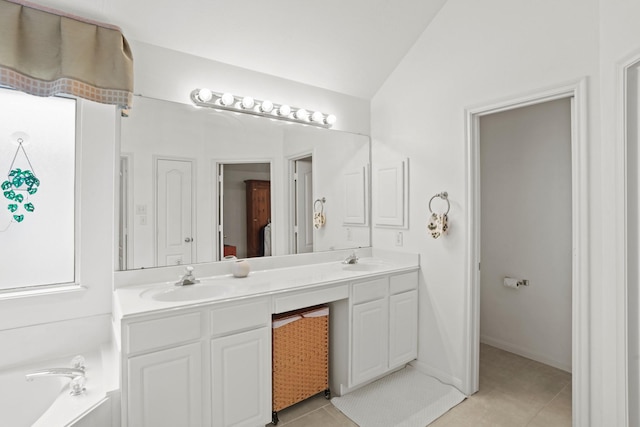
114 254 419 319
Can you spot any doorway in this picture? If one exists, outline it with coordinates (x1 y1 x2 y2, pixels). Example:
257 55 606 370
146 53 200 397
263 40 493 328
290 155 314 254
465 80 589 424
216 162 272 260
479 99 572 371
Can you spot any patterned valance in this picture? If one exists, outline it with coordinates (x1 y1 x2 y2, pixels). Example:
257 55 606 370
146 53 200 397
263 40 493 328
0 0 133 108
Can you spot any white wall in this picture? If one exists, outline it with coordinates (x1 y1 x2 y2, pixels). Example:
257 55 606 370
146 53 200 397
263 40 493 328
372 0 598 390
479 99 572 372
599 1 640 423
129 40 370 135
371 0 640 422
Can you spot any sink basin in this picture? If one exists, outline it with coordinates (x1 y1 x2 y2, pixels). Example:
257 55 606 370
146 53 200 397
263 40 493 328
341 259 390 272
141 283 233 302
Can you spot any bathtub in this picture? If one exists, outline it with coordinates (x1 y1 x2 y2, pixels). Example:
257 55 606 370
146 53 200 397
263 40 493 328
0 348 117 427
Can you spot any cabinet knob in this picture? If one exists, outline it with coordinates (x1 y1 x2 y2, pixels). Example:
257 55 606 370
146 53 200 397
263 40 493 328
185 237 193 242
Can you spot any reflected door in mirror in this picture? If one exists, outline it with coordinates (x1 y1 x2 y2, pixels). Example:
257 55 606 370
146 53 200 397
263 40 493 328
157 158 194 266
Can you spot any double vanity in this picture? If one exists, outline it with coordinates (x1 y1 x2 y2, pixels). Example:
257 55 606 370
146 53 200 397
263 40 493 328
113 249 419 427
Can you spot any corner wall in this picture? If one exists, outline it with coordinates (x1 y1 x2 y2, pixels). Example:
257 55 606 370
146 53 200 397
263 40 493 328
370 0 601 414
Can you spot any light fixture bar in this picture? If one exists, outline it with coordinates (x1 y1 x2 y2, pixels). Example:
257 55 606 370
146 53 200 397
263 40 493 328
190 89 336 128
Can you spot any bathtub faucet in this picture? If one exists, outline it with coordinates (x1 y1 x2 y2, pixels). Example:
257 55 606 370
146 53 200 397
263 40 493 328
25 355 87 395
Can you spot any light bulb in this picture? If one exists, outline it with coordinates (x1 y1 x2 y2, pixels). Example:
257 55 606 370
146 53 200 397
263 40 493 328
260 100 274 113
196 88 213 103
325 114 337 126
311 111 324 123
241 96 255 109
278 104 291 116
220 93 235 106
295 108 308 120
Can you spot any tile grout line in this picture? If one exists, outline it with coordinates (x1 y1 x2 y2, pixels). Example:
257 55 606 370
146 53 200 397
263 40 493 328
275 401 332 426
523 380 571 426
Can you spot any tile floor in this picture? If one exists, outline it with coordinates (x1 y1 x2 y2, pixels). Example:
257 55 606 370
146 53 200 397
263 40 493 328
266 344 572 427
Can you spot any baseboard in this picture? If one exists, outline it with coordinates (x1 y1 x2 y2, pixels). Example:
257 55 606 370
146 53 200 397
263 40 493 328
409 360 464 393
480 335 572 373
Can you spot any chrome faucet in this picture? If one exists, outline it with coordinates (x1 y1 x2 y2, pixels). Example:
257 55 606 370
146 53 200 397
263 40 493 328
343 251 359 264
175 265 199 286
26 355 87 395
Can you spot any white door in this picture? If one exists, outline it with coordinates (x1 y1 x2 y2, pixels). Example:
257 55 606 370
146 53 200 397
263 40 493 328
295 158 313 253
389 290 418 368
128 343 203 427
351 298 389 386
156 159 194 266
211 328 271 427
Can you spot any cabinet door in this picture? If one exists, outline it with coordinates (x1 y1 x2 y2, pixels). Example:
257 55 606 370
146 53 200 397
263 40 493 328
211 327 271 427
389 290 418 368
128 342 203 427
351 298 389 386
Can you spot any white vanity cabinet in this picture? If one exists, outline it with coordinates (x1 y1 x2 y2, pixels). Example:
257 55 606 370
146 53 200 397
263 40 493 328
122 311 205 427
332 270 419 395
209 299 271 427
116 256 420 425
120 298 272 427
128 342 204 427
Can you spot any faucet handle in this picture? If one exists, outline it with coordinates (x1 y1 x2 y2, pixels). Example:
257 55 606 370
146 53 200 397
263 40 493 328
70 355 85 372
69 376 86 395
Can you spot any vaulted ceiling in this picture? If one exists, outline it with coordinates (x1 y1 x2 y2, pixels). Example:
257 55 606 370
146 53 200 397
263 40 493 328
29 0 447 99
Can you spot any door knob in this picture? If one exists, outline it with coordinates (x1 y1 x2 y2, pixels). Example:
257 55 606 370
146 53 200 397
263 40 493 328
185 237 193 242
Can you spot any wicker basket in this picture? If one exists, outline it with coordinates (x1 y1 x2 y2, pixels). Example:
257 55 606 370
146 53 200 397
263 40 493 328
272 305 329 413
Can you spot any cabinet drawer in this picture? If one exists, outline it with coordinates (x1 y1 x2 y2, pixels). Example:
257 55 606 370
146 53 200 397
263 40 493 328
126 312 201 354
352 277 388 304
390 271 418 295
273 284 348 313
210 298 270 336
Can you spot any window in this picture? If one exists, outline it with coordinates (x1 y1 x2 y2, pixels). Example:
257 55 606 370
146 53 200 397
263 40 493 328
0 87 76 291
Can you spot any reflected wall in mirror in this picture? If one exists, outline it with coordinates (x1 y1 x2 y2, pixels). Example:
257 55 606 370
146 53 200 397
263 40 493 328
118 95 370 271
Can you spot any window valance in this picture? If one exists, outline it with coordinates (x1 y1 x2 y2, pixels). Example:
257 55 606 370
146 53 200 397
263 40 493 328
0 0 133 108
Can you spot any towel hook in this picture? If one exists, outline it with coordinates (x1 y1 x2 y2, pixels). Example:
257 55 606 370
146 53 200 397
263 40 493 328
428 191 450 215
314 197 326 213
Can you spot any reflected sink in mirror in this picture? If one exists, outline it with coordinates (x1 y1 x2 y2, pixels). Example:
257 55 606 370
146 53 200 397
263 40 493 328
140 283 233 302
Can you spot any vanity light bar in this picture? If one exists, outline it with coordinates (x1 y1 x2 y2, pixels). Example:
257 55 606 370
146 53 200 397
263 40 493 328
190 88 336 128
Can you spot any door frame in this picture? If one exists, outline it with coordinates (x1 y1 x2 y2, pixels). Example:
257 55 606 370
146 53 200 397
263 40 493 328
119 153 134 270
153 155 197 266
213 158 274 261
464 79 589 424
287 150 315 254
616 48 640 426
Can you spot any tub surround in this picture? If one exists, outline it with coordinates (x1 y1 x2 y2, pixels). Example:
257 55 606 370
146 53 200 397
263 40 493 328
113 249 419 427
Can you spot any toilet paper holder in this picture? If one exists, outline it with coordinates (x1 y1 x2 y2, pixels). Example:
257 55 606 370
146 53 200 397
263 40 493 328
503 277 529 288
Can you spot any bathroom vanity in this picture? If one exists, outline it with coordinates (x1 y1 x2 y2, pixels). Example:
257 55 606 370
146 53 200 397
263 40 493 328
113 251 419 427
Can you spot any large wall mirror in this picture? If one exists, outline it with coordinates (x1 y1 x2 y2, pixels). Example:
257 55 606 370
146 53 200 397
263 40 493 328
117 95 371 271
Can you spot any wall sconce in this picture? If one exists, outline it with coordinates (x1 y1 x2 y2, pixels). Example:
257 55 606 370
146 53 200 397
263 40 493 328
190 88 336 128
